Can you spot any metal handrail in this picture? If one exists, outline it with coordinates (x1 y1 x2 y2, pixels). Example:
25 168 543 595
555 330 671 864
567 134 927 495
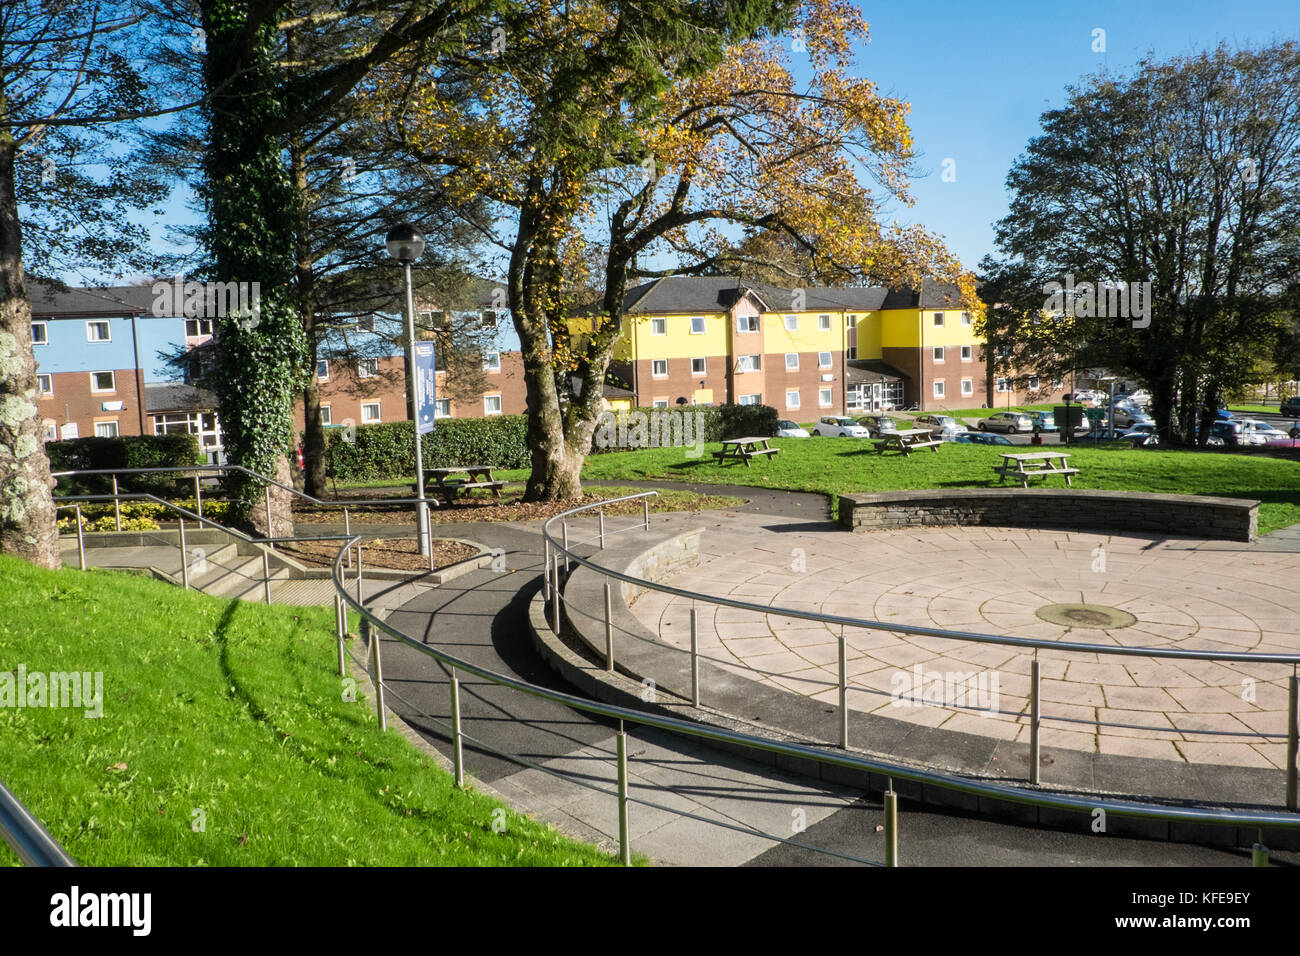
0 781 75 867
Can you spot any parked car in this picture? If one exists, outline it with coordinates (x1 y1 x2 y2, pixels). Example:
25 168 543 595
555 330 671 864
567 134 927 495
1239 419 1289 442
952 431 1013 445
1026 411 1058 432
813 416 870 438
1127 389 1152 407
913 414 962 440
1282 396 1300 418
1079 427 1131 441
856 415 899 437
1290 424 1300 439
1121 422 1158 446
775 419 810 438
1110 404 1154 429
979 412 1032 433
1209 420 1256 446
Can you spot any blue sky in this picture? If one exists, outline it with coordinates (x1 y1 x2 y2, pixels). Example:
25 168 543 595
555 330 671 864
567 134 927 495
851 0 1299 270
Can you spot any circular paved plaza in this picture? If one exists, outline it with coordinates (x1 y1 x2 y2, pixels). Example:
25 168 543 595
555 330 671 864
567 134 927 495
628 516 1300 769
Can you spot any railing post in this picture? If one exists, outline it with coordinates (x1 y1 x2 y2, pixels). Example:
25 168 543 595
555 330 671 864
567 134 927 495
427 504 436 573
552 550 562 634
194 474 202 518
356 543 363 606
339 591 349 644
1030 658 1042 786
604 582 614 672
642 496 650 531
884 788 899 867
370 626 386 732
599 507 605 549
74 504 86 571
1287 674 1298 812
262 551 272 604
111 475 121 532
264 486 275 549
690 606 700 708
1253 843 1270 867
335 594 346 677
179 518 190 589
344 509 352 569
562 521 570 572
838 628 848 749
542 539 551 601
616 725 631 865
450 667 465 788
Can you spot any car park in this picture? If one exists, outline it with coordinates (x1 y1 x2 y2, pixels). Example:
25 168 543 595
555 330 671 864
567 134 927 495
913 414 963 440
775 419 810 438
1121 422 1158 446
1240 419 1289 442
953 431 1013 445
1282 396 1300 418
1027 411 1058 432
979 412 1032 433
856 415 899 437
813 416 871 438
1209 419 1259 446
1127 389 1151 407
1110 404 1154 428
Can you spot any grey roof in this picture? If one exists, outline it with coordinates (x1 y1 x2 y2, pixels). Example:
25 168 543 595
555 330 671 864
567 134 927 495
845 359 907 384
880 279 968 310
145 382 217 413
29 281 161 316
596 276 909 315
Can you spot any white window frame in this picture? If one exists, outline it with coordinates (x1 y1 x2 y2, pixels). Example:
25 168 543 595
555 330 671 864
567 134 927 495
960 345 972 362
786 390 800 409
652 398 670 409
94 420 120 438
651 359 668 378
933 312 945 327
185 318 213 337
737 393 761 406
818 387 833 407
320 405 332 426
818 351 832 369
933 380 945 399
1027 375 1040 390
933 346 945 363
650 317 667 336
784 314 798 331
961 378 974 396
1051 377 1064 389
357 358 379 379
690 357 706 375
31 321 47 345
737 354 761 373
962 311 972 326
481 310 499 329
42 420 58 442
484 394 503 416
846 346 858 360
86 320 111 342
90 371 116 393
785 353 799 371
483 350 501 371
996 377 1010 393
818 314 831 331
689 316 706 334
737 314 759 333
317 359 330 380
847 315 857 327
37 373 52 395
361 402 381 423
434 399 451 419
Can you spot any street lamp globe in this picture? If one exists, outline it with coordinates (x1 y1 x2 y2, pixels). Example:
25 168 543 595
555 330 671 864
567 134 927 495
385 222 425 263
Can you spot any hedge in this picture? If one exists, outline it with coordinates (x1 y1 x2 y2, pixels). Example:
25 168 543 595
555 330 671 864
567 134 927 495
325 416 530 481
47 435 205 493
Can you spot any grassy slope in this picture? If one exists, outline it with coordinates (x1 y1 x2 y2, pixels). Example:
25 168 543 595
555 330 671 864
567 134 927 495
547 439 1300 535
0 556 613 866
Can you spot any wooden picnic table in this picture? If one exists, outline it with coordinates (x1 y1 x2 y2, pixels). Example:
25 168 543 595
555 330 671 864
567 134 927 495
872 428 943 457
994 451 1079 488
713 436 781 467
421 465 506 504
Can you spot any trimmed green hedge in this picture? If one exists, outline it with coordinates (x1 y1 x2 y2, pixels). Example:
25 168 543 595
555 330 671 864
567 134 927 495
47 435 205 493
325 416 530 481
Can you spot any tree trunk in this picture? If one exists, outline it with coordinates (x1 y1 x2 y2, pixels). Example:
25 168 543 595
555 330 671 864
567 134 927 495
246 453 297 540
0 130 60 570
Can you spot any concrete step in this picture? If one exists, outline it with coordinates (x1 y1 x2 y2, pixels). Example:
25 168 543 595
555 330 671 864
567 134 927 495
191 553 291 599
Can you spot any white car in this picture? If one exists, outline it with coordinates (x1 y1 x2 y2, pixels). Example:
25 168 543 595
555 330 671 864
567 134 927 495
775 419 810 438
1239 419 1289 442
1127 389 1151 407
813 415 870 438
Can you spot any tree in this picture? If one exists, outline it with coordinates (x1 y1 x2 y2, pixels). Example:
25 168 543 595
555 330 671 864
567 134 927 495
385 0 971 499
0 0 170 569
985 43 1300 444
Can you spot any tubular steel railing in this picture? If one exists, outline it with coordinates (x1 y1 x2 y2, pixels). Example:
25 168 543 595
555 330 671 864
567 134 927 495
0 781 76 867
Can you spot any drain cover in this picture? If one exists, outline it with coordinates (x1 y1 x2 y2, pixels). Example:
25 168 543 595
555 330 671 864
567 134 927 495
1035 603 1137 630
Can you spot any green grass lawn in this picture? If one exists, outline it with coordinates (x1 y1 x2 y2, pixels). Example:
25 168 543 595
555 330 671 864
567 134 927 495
563 439 1300 534
0 556 615 866
1228 404 1284 415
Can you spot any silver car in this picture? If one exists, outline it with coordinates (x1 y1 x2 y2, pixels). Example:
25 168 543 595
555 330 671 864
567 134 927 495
979 412 1032 434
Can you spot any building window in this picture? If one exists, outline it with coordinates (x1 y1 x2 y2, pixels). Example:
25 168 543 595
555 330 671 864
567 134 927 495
94 420 120 438
784 314 798 331
37 373 52 395
361 402 381 423
818 387 833 407
960 345 972 361
996 377 1010 393
1027 375 1040 390
818 314 831 331
737 314 759 333
1052 377 1064 389
483 350 501 371
317 359 329 380
737 393 761 406
652 398 670 409
86 320 111 342
651 317 667 336
691 357 706 375
961 378 974 396
91 371 115 392
818 351 832 369
320 405 332 425
435 399 450 418
42 420 57 442
785 353 799 371
690 316 706 334
786 390 800 409
846 346 857 360
358 358 378 378
484 395 502 415
32 321 47 345
933 380 945 399
651 359 668 378
481 310 499 328
933 312 945 327
847 315 857 327
185 318 213 337
962 311 972 326
933 346 945 362
737 354 761 373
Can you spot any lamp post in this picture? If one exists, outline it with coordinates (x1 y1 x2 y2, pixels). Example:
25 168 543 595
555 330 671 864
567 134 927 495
386 222 430 558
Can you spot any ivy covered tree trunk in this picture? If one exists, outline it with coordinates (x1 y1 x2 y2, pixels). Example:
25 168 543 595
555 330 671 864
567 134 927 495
200 0 305 537
0 134 59 569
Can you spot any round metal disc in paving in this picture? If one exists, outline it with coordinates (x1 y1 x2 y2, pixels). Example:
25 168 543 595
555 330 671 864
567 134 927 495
1034 602 1137 630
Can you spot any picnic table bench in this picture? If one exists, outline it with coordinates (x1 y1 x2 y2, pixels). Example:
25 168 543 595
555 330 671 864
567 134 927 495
712 436 781 467
871 428 943 457
418 465 506 505
994 452 1080 488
